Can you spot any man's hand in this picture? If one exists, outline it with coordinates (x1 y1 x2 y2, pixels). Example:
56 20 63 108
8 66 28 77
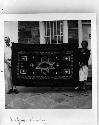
4 59 11 67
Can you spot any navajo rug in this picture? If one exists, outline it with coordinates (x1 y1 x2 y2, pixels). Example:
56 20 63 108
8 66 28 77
12 43 79 87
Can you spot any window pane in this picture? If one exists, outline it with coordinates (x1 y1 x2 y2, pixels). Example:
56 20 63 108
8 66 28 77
58 36 63 44
18 21 40 44
45 37 50 44
68 20 78 44
44 20 63 44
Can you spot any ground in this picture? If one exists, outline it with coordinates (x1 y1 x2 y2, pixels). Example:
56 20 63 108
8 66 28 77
5 84 92 109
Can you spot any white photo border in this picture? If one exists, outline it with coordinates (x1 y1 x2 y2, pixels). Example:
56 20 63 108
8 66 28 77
0 13 97 125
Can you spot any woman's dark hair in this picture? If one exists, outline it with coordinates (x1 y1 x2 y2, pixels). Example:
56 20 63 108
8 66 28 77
81 40 88 46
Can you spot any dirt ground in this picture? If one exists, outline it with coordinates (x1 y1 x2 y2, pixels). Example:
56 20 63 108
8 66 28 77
5 85 92 109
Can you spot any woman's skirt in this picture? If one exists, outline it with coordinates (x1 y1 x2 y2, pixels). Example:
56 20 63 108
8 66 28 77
79 65 88 82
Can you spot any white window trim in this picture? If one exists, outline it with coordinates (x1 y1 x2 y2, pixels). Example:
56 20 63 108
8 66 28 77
39 20 81 45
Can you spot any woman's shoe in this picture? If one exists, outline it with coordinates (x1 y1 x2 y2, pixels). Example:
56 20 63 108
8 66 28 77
81 91 88 96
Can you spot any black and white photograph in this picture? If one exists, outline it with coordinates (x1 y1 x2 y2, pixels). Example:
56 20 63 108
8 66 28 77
0 13 97 125
4 19 92 109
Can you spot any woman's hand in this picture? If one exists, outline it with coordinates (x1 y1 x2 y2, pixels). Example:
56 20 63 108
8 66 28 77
79 63 84 68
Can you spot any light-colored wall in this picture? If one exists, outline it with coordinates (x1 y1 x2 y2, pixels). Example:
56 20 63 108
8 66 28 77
82 24 91 50
4 21 18 43
82 24 92 65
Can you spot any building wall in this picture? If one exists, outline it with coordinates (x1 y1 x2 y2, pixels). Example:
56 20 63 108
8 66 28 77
82 24 92 65
82 24 92 80
82 24 91 50
4 21 92 80
4 21 92 66
4 21 18 43
18 21 40 44
4 21 92 65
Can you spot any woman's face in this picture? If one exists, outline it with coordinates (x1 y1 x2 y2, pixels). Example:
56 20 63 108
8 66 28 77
81 42 88 49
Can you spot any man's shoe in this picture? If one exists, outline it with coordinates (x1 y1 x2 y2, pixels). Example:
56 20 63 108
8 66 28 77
75 86 79 90
7 89 13 94
13 89 19 94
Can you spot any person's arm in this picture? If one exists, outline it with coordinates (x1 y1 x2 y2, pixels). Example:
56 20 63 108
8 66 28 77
78 48 83 67
4 58 11 67
84 50 90 61
4 48 11 68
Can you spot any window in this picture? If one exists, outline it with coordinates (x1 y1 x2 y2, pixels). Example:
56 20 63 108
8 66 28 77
82 20 91 24
18 20 79 45
18 21 40 44
68 20 78 44
44 21 63 44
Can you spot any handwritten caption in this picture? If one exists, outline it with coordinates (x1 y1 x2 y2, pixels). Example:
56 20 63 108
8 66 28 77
10 116 48 125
